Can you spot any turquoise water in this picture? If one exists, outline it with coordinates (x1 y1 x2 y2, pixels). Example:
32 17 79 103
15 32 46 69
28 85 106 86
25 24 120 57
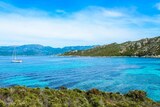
0 56 160 101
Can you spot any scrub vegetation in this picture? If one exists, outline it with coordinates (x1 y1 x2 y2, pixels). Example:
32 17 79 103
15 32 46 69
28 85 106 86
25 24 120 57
0 86 159 107
63 36 160 57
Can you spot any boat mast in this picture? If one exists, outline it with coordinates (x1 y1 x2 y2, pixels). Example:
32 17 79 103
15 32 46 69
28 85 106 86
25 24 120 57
11 46 22 63
12 46 17 60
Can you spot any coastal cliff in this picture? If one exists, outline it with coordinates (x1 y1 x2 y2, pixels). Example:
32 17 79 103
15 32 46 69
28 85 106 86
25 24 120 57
63 36 160 57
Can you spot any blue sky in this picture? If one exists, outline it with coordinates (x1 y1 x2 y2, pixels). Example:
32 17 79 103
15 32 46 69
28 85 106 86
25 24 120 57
0 0 160 47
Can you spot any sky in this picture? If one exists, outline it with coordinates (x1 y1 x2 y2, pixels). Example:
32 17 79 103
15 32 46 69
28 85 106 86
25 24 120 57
0 0 160 47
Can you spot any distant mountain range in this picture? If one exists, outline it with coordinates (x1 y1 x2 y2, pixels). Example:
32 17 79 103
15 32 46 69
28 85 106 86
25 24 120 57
63 36 160 57
0 44 94 56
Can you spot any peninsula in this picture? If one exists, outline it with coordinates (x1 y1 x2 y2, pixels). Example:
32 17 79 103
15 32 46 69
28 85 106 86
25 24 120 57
63 36 160 57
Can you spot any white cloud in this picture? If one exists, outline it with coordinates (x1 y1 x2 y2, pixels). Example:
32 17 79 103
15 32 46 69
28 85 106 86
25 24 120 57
55 9 66 14
0 2 160 47
155 2 160 10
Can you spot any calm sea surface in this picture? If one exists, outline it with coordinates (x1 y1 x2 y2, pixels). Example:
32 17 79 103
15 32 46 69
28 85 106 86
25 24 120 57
0 56 160 101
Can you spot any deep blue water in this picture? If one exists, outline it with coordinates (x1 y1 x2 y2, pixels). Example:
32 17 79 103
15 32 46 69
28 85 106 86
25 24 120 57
0 56 160 101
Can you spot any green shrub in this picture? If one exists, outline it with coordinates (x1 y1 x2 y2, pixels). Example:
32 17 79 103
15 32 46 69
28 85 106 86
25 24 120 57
125 90 147 101
0 100 5 107
59 86 67 90
0 86 158 107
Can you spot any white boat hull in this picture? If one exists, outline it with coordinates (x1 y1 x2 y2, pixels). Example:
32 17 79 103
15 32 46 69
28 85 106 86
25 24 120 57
11 60 22 63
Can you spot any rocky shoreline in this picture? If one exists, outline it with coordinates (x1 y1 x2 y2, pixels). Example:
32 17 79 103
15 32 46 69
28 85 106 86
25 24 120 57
61 55 160 58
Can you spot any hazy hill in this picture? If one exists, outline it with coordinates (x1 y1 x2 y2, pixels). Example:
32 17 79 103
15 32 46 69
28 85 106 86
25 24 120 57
0 44 94 56
63 36 160 57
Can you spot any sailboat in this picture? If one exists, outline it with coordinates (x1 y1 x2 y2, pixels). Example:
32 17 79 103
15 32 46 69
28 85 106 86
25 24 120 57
11 47 22 63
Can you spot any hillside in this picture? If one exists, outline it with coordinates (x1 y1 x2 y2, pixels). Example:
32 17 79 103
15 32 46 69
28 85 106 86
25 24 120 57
0 86 159 107
63 36 160 57
0 44 94 56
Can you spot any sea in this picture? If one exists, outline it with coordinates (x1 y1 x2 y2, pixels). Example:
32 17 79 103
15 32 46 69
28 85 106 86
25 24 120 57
0 56 160 101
